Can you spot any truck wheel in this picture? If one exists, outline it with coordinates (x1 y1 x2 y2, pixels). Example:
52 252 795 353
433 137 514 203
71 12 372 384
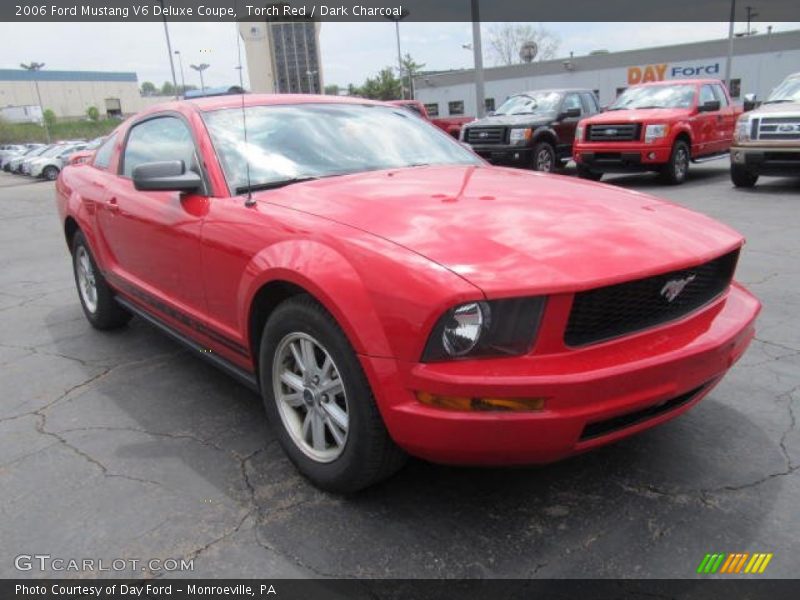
43 166 59 181
577 164 603 181
532 142 556 173
259 294 406 493
731 165 758 188
71 231 131 330
660 140 690 185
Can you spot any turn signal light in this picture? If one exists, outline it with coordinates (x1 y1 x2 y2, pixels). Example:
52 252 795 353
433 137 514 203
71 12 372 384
416 391 546 412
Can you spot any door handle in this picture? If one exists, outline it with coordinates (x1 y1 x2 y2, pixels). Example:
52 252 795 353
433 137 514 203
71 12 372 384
107 197 119 213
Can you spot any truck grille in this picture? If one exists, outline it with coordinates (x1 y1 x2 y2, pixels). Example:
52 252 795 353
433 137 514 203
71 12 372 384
756 117 800 141
466 127 505 145
587 123 641 142
565 250 739 347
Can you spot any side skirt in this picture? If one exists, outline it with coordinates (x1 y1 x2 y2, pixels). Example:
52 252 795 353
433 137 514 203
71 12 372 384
116 296 259 393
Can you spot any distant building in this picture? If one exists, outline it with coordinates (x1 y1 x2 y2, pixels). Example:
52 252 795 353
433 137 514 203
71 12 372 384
239 20 323 94
0 69 144 119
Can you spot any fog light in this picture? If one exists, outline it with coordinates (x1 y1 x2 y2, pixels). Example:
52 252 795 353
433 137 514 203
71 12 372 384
416 391 546 412
648 152 656 160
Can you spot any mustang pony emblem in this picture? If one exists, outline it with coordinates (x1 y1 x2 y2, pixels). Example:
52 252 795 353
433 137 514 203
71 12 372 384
660 275 696 302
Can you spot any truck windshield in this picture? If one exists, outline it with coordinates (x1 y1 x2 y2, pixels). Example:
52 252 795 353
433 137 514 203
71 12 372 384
609 84 696 110
203 103 482 194
765 77 800 104
494 92 561 115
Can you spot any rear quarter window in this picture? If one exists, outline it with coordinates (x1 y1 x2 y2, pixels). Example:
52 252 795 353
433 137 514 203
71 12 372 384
92 134 117 170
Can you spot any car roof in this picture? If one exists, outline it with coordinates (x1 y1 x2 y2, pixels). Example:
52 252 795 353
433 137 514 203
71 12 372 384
138 93 388 116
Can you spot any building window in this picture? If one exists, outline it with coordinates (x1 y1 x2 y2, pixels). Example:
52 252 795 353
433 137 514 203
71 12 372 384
616 87 627 97
729 78 741 99
424 103 439 117
485 98 495 112
448 101 464 116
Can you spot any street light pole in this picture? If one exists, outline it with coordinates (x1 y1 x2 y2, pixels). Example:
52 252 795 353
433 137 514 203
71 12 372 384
20 62 50 143
385 10 409 100
471 0 486 118
725 0 736 91
174 50 186 96
306 70 317 94
158 0 179 99
190 63 210 92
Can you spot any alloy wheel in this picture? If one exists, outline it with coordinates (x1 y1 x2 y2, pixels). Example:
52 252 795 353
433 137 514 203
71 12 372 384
75 246 98 313
674 147 689 180
535 147 555 172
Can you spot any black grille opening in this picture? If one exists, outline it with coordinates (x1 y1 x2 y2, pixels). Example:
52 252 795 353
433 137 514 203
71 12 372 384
565 250 739 347
587 123 642 142
466 127 506 145
580 383 708 441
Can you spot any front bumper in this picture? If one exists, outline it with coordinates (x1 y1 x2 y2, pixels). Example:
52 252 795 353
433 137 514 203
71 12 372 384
469 144 532 167
731 146 800 176
29 164 44 177
361 283 759 465
574 142 672 172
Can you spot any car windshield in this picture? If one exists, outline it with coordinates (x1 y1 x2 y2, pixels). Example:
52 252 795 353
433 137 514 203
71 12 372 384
40 146 66 158
609 84 696 110
765 77 800 103
494 92 562 115
203 103 481 194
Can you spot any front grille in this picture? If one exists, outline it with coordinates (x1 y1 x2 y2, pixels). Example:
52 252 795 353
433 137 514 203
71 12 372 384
587 123 641 142
565 250 739 347
579 383 710 441
466 127 505 145
757 117 800 141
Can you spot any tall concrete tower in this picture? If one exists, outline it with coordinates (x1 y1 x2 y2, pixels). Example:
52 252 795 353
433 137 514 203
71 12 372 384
239 20 323 94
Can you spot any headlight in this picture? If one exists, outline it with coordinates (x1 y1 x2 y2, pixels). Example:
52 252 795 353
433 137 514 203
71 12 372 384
422 297 546 362
575 125 584 142
734 115 751 143
509 128 532 145
644 124 669 143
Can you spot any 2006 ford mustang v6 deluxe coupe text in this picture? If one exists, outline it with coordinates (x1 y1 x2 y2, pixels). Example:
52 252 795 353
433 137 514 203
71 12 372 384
55 95 760 492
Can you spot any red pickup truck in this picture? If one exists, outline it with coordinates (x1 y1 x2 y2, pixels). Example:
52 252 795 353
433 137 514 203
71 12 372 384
389 100 473 138
574 79 743 184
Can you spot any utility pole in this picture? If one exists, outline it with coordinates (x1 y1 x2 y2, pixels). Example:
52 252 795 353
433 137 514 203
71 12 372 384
724 0 736 91
158 0 179 99
385 10 409 99
471 0 486 118
20 62 50 143
745 6 759 35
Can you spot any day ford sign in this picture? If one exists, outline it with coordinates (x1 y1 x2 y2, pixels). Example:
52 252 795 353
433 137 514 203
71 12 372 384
628 62 721 84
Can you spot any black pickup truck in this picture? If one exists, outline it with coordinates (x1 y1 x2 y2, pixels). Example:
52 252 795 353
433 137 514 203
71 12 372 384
461 88 601 172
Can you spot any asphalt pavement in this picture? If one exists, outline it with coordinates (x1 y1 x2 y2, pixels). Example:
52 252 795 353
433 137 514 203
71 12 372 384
0 162 798 579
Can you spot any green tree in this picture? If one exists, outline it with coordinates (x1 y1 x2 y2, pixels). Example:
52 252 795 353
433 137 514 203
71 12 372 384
140 81 157 96
43 109 57 129
161 81 176 96
86 106 100 121
400 54 425 98
324 84 341 96
359 68 402 101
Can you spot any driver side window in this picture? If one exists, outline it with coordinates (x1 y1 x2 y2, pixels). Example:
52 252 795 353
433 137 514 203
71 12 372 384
122 116 197 178
699 85 716 106
562 93 582 115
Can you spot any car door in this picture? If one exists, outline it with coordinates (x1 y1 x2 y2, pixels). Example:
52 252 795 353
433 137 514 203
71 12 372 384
712 83 736 151
552 93 583 158
98 114 209 322
695 84 721 156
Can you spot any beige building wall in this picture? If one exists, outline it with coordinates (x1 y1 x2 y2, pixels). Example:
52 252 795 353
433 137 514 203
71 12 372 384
0 78 146 119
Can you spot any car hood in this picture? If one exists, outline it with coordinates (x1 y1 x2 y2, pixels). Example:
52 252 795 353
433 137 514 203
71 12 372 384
585 107 692 124
749 101 800 116
263 165 742 296
466 113 556 128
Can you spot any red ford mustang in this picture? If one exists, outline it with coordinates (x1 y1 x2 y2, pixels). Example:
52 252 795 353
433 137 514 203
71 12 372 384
55 94 760 492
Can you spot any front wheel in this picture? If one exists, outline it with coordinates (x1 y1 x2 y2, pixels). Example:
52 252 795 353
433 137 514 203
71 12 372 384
259 295 406 493
731 165 758 188
532 142 556 173
660 140 690 185
43 166 59 181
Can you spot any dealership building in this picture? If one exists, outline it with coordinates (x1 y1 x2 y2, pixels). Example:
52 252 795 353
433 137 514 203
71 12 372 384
0 69 145 120
414 29 800 118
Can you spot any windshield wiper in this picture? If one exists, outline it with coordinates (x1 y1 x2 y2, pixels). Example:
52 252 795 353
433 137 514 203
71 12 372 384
235 176 318 194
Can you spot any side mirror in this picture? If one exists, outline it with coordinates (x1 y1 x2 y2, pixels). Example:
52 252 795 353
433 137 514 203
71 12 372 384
559 107 582 119
132 160 202 193
697 100 721 113
743 93 757 111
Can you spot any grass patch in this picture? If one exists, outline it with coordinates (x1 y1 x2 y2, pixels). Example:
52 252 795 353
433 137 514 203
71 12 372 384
0 118 120 144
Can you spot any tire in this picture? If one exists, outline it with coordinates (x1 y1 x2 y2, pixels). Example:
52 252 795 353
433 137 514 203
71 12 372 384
660 140 691 185
731 164 758 188
43 166 59 181
71 231 131 330
577 164 603 181
259 295 406 493
532 141 556 173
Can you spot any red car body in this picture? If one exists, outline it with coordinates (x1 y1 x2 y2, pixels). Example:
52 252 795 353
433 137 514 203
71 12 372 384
56 94 759 473
389 99 473 138
574 79 743 179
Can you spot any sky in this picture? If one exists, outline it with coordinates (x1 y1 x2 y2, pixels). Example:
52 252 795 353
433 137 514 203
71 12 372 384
2 21 799 90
